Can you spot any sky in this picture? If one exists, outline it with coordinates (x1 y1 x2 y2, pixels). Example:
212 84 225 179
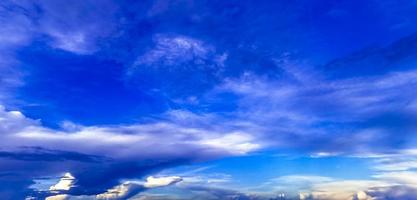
1 0 417 199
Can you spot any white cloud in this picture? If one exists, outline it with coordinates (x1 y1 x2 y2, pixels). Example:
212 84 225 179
96 176 182 200
373 171 417 186
46 31 91 54
45 194 70 200
368 149 417 171
13 122 260 160
49 173 76 192
144 176 182 188
96 182 143 200
134 35 213 67
197 132 260 155
0 106 261 162
0 105 38 135
356 191 373 200
131 34 227 76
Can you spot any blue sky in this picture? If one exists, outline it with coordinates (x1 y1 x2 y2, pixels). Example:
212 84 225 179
1 0 417 199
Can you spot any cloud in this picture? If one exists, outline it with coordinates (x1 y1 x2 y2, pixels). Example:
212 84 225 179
49 173 75 192
35 174 182 199
258 175 381 199
130 195 182 200
0 105 261 197
12 115 260 160
2 1 417 199
95 176 181 200
211 66 417 154
45 194 70 200
133 34 216 67
175 185 258 200
127 34 227 97
0 1 35 100
34 0 119 54
307 180 385 200
0 0 119 56
366 185 417 200
264 171 417 200
368 149 417 172
143 176 182 188
373 171 417 186
0 106 260 159
96 182 145 200
0 0 120 103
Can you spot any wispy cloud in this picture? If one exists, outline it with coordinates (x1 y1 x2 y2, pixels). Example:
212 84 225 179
211 66 417 154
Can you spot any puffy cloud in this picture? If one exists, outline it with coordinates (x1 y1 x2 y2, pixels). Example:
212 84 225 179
0 105 36 133
49 173 75 192
143 176 182 188
96 176 181 200
355 191 373 200
96 182 145 200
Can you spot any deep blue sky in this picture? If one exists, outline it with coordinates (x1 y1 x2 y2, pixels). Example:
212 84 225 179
1 0 417 199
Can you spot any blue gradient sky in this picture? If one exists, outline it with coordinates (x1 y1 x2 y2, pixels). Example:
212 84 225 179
1 0 417 199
